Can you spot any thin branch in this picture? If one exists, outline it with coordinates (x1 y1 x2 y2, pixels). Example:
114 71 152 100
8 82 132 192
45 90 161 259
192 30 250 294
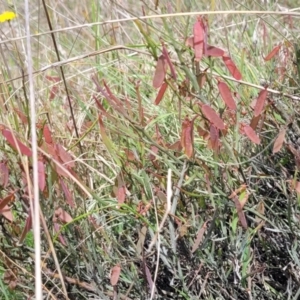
24 1 42 299
41 0 83 154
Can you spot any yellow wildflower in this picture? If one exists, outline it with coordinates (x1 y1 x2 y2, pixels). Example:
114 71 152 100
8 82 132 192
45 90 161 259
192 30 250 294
0 11 16 23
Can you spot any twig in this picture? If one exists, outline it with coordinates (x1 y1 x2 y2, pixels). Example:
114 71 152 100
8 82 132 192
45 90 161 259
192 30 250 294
148 169 173 300
24 1 42 299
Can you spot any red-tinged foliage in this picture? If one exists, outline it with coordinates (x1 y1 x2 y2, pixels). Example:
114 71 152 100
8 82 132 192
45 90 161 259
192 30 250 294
208 125 220 152
168 140 182 152
154 81 168 105
114 174 126 205
0 192 15 211
41 141 56 157
0 162 9 187
222 55 242 80
197 71 207 89
110 264 121 286
162 44 177 80
102 80 127 116
55 207 73 223
295 181 300 195
181 116 195 158
49 85 59 101
60 179 75 208
56 144 75 168
43 125 53 144
53 222 67 246
13 108 28 124
185 36 194 48
229 185 247 201
261 21 268 48
93 95 108 115
46 75 60 82
197 126 209 140
204 45 225 57
264 44 281 61
134 80 144 125
2 129 32 157
254 87 268 117
0 193 14 222
149 145 159 161
275 66 287 82
242 124 260 144
18 214 32 244
200 104 225 130
191 221 207 253
46 75 60 100
232 195 248 229
250 115 261 131
193 18 205 61
152 54 167 88
0 206 13 222
137 201 152 216
92 76 127 117
38 161 46 191
143 261 154 293
273 129 286 154
124 149 137 162
217 80 236 110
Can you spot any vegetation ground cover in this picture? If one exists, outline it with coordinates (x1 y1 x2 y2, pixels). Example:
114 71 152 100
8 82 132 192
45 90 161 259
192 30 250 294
0 0 300 299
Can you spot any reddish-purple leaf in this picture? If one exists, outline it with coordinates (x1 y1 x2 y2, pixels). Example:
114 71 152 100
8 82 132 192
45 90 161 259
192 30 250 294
217 80 236 110
181 116 194 158
208 125 220 152
55 207 73 223
162 44 177 80
250 115 261 131
204 45 225 57
197 126 209 140
143 261 154 292
0 162 9 187
149 145 159 161
14 108 28 124
192 221 207 253
2 129 32 157
110 264 121 286
19 214 32 244
0 193 15 211
243 124 260 144
264 44 281 61
200 104 225 130
232 195 248 229
193 19 204 61
116 174 126 205
154 82 168 105
60 179 75 207
43 125 53 144
273 129 286 154
254 88 268 117
152 54 167 88
222 55 242 80
185 36 194 48
93 76 127 116
38 160 46 191
56 144 75 168
53 223 67 246
0 204 13 222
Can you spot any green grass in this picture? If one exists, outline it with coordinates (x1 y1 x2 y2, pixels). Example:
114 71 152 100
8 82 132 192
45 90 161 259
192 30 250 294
0 0 300 299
